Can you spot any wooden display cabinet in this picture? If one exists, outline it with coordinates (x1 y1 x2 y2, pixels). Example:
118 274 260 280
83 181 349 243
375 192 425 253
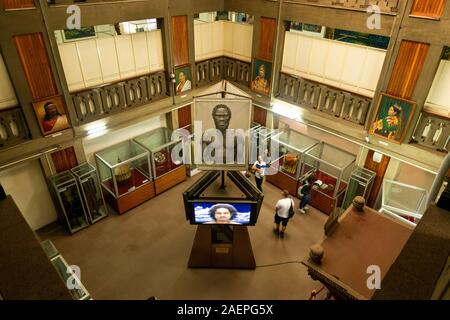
95 140 154 215
133 127 188 195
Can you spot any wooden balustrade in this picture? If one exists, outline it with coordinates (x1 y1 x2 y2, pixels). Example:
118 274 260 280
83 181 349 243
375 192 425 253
0 108 30 150
70 71 168 125
412 112 450 152
195 57 251 88
278 72 371 126
286 0 399 14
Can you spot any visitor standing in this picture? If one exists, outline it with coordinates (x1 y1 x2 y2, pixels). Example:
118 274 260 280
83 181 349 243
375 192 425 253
274 190 294 238
251 155 268 192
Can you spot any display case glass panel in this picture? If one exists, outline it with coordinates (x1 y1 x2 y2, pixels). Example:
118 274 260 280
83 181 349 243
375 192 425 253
51 255 90 300
50 171 89 234
249 122 275 164
133 127 185 178
342 167 376 209
40 239 59 260
381 179 427 225
71 163 108 223
179 124 198 175
95 140 151 198
302 142 356 199
270 129 319 179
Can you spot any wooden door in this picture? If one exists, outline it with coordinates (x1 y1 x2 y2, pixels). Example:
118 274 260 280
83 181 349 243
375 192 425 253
386 41 429 100
3 0 35 10
410 0 446 19
178 104 192 129
51 146 78 173
364 150 390 208
253 105 267 126
258 17 277 61
171 15 189 67
14 33 58 100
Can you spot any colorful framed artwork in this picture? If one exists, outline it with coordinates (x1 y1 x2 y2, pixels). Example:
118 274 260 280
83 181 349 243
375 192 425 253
62 27 96 42
251 59 272 96
32 95 70 136
369 93 416 144
174 65 192 95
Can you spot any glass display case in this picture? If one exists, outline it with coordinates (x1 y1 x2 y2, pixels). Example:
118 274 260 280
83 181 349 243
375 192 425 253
168 124 201 177
179 124 200 176
41 239 91 300
50 171 89 234
300 142 356 215
40 239 59 260
342 167 376 210
51 254 90 300
95 140 154 214
133 127 187 195
71 163 108 224
380 179 427 226
265 129 320 196
249 122 275 165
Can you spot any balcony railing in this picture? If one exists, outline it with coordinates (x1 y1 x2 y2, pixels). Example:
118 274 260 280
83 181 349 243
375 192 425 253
411 112 450 152
0 108 30 150
278 73 371 126
195 57 251 88
70 71 168 125
47 0 129 5
287 0 399 14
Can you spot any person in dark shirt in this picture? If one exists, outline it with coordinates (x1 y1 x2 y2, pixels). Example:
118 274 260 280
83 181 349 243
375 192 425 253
298 176 315 214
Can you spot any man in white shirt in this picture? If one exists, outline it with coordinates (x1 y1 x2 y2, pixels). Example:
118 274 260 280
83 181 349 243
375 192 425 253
251 155 268 192
274 189 294 238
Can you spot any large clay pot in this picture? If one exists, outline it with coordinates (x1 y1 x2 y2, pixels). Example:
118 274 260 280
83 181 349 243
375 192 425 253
114 158 132 183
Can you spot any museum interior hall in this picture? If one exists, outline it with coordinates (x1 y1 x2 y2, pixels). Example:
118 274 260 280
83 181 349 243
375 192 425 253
0 0 449 300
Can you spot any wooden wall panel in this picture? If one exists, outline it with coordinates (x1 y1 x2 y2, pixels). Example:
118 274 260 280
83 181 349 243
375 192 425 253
3 0 35 9
14 33 58 100
258 17 277 62
410 0 446 19
178 104 192 129
171 15 189 67
387 41 429 99
364 150 390 208
155 165 187 195
51 147 78 173
253 105 267 126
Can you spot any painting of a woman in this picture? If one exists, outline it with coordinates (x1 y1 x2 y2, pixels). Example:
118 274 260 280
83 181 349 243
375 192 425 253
369 94 416 143
372 104 402 140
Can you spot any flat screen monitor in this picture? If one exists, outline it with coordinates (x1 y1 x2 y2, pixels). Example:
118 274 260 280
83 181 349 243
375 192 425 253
193 202 252 225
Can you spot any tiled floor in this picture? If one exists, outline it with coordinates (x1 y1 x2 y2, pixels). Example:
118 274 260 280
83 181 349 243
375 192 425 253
38 173 328 300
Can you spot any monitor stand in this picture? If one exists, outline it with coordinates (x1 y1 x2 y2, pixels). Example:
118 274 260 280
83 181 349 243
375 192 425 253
188 225 256 269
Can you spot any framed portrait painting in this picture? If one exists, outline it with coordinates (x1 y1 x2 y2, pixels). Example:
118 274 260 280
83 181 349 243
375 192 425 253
174 65 192 95
193 97 251 171
369 93 416 144
32 95 70 136
251 59 272 96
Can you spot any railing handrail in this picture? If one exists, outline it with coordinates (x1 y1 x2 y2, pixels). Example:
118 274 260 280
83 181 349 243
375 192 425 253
70 70 168 125
283 0 398 15
70 69 166 95
278 72 371 126
279 71 372 100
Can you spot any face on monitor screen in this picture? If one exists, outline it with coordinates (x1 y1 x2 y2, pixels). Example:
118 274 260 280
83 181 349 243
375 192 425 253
194 202 251 225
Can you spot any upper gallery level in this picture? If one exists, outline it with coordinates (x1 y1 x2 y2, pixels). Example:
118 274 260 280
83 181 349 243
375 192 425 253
0 0 449 171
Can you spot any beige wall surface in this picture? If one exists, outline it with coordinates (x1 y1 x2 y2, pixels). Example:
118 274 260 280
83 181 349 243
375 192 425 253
83 114 166 164
0 160 58 230
279 116 361 155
